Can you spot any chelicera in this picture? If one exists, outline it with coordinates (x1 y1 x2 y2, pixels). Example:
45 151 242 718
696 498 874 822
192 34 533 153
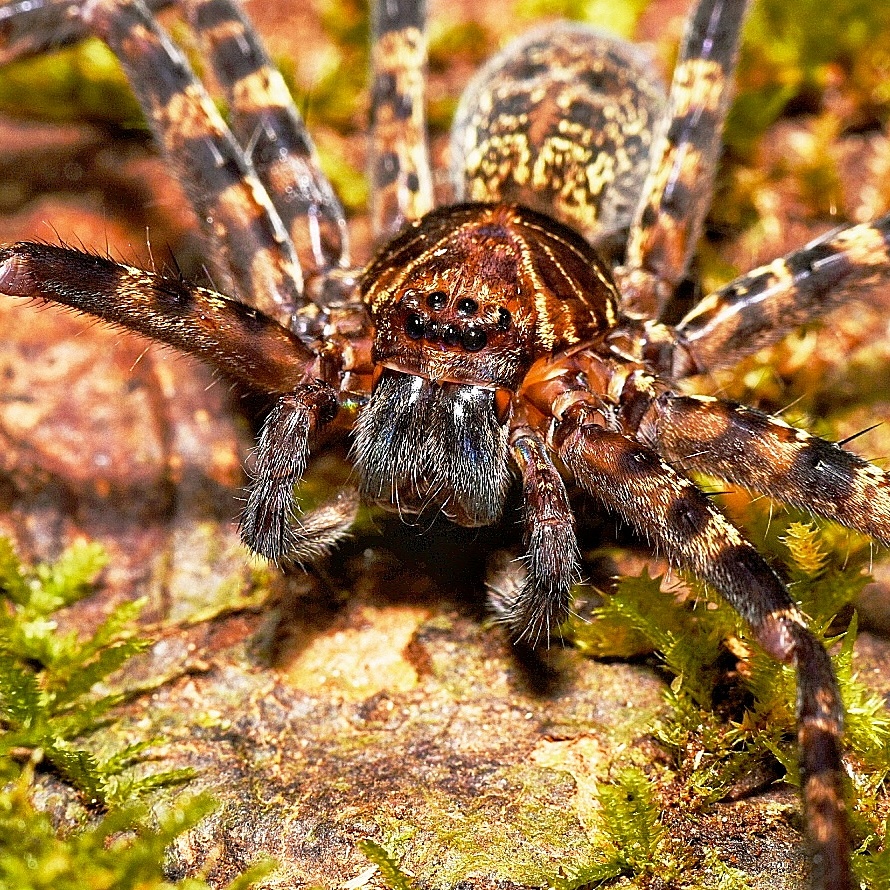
1 0 889 887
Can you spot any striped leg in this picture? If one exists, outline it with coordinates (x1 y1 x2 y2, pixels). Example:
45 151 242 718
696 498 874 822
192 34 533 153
182 0 350 274
369 0 433 242
0 241 348 559
9 0 305 326
554 409 851 890
617 0 751 318
672 214 890 374
0 0 171 64
642 393 890 545
0 241 314 393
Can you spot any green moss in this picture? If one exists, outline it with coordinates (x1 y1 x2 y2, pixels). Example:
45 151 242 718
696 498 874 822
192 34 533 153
0 538 194 806
0 763 274 890
358 839 416 890
0 539 276 888
514 0 649 38
725 0 890 157
0 40 144 128
553 767 676 889
565 516 890 883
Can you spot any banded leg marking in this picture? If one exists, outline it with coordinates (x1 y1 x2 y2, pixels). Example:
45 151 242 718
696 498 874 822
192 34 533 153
370 0 433 241
619 0 751 317
84 0 304 324
0 241 314 394
183 0 350 273
646 393 890 546
554 413 851 890
675 214 890 373
0 0 172 64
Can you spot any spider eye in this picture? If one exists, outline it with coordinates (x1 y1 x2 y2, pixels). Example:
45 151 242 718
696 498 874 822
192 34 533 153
457 298 478 316
443 324 462 346
462 327 487 352
497 307 511 330
405 313 426 339
426 290 448 310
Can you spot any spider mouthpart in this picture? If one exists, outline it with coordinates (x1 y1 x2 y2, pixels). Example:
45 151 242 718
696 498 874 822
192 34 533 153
353 370 510 526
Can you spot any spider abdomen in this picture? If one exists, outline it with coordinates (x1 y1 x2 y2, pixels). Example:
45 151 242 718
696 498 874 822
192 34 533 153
450 23 667 248
361 202 622 390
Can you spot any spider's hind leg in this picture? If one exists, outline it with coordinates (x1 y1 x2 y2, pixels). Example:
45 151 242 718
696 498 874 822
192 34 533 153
369 0 433 241
554 408 852 890
181 0 350 274
617 0 752 319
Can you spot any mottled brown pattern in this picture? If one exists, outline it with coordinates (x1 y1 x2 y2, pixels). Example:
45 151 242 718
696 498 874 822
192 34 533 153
89 0 304 323
183 0 349 271
369 25 433 240
452 23 666 249
620 0 750 317
3 1 890 886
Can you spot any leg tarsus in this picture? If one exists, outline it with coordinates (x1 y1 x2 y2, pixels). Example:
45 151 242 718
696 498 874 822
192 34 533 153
790 623 853 890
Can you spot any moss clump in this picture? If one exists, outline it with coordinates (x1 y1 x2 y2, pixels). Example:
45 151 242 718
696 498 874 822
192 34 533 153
359 838 417 890
0 538 275 890
0 39 144 128
552 766 675 889
0 538 193 806
565 518 890 886
0 762 274 890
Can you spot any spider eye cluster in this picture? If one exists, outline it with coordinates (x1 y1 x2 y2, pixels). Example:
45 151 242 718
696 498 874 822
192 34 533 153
401 287 512 353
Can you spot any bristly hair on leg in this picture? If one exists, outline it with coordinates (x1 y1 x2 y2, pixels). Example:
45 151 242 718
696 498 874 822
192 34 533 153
240 382 339 564
506 432 581 645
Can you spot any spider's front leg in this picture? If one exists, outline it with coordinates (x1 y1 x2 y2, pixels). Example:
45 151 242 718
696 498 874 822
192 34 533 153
552 401 851 890
501 427 580 644
0 241 346 562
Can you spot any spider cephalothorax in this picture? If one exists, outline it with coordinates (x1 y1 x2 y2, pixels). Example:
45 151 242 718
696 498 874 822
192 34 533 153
1 0 889 887
355 202 620 525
